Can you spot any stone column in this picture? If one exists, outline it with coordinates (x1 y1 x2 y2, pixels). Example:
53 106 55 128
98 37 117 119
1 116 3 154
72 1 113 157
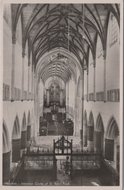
31 65 34 100
83 121 87 147
103 50 107 102
66 82 69 118
27 125 31 141
46 89 50 106
87 125 94 152
67 82 69 118
11 33 16 100
87 69 89 101
93 59 96 101
81 70 84 150
21 49 25 100
27 61 30 100
60 90 63 106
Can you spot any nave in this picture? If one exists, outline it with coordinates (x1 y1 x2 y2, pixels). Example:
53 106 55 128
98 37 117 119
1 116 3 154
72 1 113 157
3 3 121 186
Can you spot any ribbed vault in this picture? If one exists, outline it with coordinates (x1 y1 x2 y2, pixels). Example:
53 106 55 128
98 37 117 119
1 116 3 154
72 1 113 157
36 48 82 84
11 3 120 72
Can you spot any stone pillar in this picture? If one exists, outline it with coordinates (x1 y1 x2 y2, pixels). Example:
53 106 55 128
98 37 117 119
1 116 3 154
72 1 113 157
103 50 106 102
21 130 27 149
60 90 63 106
27 125 31 141
87 125 94 151
87 69 89 101
31 65 34 99
27 63 30 100
29 63 32 100
21 49 25 100
81 70 84 150
83 124 87 147
46 89 50 106
94 131 103 152
12 138 21 162
93 59 96 101
3 151 10 183
67 82 69 118
11 33 16 100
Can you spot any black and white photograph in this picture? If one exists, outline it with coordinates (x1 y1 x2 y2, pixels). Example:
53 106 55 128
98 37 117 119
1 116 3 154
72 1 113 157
2 1 123 188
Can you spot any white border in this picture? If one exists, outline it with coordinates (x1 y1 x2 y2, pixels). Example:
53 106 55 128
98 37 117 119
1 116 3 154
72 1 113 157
0 0 123 190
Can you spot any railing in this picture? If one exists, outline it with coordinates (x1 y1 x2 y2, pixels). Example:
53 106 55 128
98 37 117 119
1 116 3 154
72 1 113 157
14 87 21 101
23 91 27 100
72 153 102 170
96 91 104 101
10 158 24 183
88 93 94 101
107 89 119 102
84 89 119 102
3 83 10 100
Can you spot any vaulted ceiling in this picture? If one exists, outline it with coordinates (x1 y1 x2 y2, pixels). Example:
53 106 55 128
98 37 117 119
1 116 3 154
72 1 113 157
11 4 120 82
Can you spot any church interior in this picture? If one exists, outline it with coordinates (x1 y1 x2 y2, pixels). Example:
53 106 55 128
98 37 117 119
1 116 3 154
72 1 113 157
3 3 121 186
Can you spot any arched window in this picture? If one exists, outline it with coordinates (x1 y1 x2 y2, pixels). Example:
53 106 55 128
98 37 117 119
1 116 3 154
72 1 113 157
12 115 21 162
109 13 119 47
96 114 104 132
95 114 104 152
87 112 94 151
12 115 20 139
105 117 119 161
89 111 94 126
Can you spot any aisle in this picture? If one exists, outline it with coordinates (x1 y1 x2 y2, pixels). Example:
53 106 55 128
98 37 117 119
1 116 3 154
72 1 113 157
55 157 71 186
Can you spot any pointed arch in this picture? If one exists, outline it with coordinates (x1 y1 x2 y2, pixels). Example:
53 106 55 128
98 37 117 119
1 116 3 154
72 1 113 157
83 110 87 147
94 114 104 153
87 111 94 151
21 112 27 149
105 117 119 161
12 115 21 162
106 117 119 139
12 115 20 139
106 12 120 51
88 111 94 126
96 114 104 132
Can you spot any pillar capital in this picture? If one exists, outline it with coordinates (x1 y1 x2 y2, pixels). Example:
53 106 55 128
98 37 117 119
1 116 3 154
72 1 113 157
103 49 106 59
93 58 96 68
